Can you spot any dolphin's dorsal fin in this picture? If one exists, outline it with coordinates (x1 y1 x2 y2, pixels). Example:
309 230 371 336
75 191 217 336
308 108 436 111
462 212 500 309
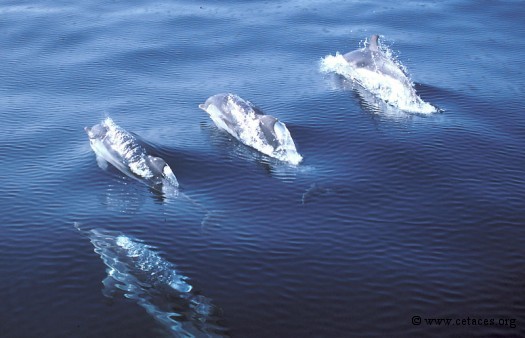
259 115 279 146
147 155 167 172
369 34 379 52
259 115 277 130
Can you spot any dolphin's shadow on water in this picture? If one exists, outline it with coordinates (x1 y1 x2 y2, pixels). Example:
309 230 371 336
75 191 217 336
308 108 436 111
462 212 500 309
75 224 230 338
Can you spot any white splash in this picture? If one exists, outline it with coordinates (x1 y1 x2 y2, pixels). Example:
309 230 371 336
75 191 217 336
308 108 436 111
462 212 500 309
320 53 438 114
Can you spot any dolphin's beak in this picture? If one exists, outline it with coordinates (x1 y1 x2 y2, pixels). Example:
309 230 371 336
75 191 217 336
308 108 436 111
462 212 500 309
84 127 92 138
198 104 206 111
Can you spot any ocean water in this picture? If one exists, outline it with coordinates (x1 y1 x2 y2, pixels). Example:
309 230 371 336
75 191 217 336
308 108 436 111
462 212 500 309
1 0 525 337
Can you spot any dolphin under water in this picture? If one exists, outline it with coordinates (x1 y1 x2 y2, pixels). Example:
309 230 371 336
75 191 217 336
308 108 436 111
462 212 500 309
199 93 303 165
85 117 179 193
320 34 438 114
76 224 227 337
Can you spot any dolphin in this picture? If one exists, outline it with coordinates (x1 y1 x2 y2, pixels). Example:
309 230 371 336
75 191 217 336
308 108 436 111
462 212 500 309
343 34 412 88
319 34 438 113
199 93 302 165
85 117 179 192
75 224 228 337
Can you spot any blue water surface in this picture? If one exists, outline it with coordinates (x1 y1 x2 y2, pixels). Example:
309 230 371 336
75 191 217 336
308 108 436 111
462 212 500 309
1 0 525 337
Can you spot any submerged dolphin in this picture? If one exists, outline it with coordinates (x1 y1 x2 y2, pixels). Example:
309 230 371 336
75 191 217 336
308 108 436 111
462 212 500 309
76 224 227 337
199 93 302 165
85 117 179 192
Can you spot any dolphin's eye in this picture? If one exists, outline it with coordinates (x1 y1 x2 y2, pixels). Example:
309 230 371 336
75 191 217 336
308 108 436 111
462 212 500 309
357 62 365 67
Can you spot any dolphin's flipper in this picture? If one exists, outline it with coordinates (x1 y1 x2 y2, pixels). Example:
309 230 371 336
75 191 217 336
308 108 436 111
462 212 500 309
220 116 239 135
95 154 109 170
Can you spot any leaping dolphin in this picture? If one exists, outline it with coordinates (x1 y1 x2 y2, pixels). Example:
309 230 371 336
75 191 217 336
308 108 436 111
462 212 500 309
199 93 303 165
321 34 438 114
85 117 179 192
343 34 412 87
